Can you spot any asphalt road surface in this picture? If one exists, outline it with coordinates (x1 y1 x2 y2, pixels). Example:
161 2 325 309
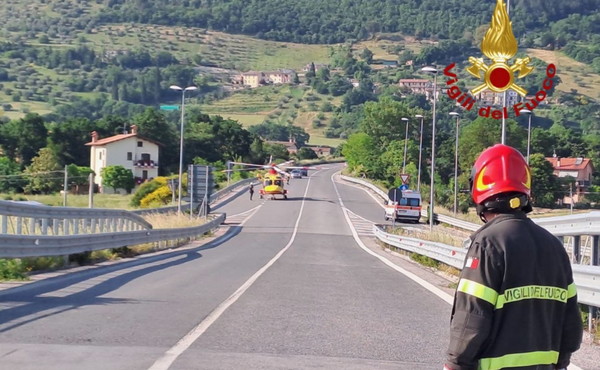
0 164 455 369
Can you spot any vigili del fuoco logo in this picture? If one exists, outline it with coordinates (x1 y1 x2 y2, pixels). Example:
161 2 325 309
443 0 556 119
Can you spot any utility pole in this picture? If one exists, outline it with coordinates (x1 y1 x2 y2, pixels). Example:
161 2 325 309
570 183 574 214
88 172 94 208
63 165 68 207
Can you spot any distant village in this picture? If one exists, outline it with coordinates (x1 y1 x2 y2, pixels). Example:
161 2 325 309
230 61 541 110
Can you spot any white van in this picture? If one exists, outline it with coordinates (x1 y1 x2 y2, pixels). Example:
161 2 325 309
384 189 422 223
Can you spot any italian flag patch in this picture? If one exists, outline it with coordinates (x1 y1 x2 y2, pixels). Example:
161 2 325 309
466 257 479 269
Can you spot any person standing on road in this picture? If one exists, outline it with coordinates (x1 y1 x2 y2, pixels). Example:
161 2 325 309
249 183 254 200
444 144 582 370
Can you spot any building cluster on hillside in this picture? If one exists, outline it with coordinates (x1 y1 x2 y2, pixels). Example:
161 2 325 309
232 69 297 88
232 63 341 89
398 79 526 107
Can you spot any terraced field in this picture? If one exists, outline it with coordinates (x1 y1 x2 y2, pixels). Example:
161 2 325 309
526 48 600 101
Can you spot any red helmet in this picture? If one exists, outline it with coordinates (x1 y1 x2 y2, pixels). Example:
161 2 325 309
470 144 531 205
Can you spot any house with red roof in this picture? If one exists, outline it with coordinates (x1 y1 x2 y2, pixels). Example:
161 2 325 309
545 156 594 204
86 125 160 193
265 140 298 155
306 145 333 157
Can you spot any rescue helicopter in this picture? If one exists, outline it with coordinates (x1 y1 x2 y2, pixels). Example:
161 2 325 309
226 160 322 200
257 165 289 199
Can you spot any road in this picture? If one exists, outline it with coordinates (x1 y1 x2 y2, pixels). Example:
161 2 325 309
0 164 452 369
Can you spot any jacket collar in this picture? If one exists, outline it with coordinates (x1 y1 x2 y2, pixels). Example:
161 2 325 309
470 211 528 240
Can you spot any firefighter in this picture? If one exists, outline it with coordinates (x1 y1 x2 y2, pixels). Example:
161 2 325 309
444 144 582 370
249 183 255 200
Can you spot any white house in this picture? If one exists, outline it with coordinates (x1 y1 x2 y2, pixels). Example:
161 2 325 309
85 125 161 193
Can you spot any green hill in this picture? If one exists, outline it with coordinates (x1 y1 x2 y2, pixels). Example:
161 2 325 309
0 0 599 143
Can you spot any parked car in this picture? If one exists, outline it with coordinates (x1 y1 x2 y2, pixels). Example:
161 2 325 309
291 170 302 178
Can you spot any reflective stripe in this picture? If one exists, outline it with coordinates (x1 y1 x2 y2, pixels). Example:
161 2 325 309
458 280 577 309
495 283 577 309
568 282 577 298
479 350 559 370
457 279 498 305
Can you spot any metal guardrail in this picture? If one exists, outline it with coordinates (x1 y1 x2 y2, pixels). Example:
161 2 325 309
374 225 467 270
373 224 600 308
0 178 253 257
0 214 225 258
435 213 479 231
433 211 600 237
0 200 152 235
532 211 600 236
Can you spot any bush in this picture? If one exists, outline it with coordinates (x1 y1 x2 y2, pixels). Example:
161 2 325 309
21 256 65 272
140 185 172 208
409 253 440 268
130 179 163 207
320 102 333 112
0 259 27 280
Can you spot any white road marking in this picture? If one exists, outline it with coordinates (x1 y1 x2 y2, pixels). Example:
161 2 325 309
331 171 454 305
345 210 376 236
223 205 262 225
148 176 313 370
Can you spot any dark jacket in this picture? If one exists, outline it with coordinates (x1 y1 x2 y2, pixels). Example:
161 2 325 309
446 212 582 370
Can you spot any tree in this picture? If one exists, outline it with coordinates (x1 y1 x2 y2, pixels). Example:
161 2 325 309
185 115 254 164
47 118 96 167
584 185 600 205
342 132 380 178
208 116 254 161
529 153 561 207
360 48 374 64
458 117 526 172
328 74 353 96
262 143 289 162
23 148 63 194
378 140 413 187
248 136 266 164
316 67 331 82
101 165 134 193
66 164 94 194
296 147 318 160
288 125 310 147
132 108 178 174
360 97 413 147
0 156 22 192
0 113 48 167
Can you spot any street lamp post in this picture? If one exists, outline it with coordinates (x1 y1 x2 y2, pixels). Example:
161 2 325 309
170 84 198 215
401 117 409 173
422 66 438 230
415 114 424 192
520 108 533 164
450 111 461 215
